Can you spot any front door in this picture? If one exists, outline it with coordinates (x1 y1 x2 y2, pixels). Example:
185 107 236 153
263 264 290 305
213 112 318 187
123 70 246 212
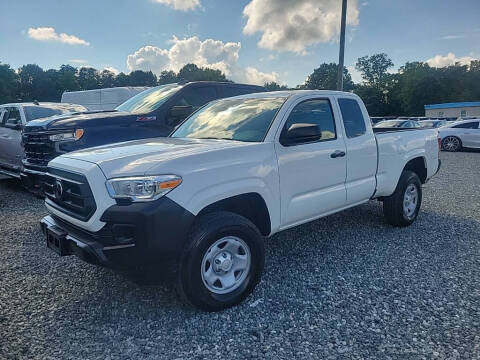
275 98 347 228
0 107 24 172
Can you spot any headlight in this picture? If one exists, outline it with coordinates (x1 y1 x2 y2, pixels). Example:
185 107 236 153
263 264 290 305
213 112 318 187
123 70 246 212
49 129 84 142
106 175 182 202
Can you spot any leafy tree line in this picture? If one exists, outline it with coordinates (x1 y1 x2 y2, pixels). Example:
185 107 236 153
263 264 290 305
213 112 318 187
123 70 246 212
1 55 480 116
267 54 480 116
0 63 227 103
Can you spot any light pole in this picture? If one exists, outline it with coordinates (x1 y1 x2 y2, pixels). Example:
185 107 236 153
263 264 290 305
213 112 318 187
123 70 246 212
337 0 348 91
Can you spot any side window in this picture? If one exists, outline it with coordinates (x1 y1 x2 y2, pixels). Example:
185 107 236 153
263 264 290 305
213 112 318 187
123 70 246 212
174 86 217 111
460 110 467 117
338 98 366 138
453 122 477 129
223 86 257 98
281 99 336 144
167 86 218 127
4 107 22 127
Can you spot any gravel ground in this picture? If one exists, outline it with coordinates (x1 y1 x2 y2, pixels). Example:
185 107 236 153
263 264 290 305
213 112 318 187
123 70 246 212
1 151 479 359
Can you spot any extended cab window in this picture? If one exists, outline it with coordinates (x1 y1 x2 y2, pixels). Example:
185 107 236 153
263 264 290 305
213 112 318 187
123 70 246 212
453 122 478 129
282 99 336 142
338 98 366 138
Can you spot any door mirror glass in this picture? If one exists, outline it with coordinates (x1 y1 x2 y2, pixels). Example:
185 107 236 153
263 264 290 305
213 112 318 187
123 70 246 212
282 123 321 146
5 120 22 130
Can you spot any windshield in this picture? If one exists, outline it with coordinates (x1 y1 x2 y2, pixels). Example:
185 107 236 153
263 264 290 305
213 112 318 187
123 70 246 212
115 84 182 114
419 121 440 128
171 97 286 142
374 120 405 128
24 104 88 122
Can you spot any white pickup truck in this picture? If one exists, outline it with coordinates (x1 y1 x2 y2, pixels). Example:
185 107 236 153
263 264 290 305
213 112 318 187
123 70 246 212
40 91 441 311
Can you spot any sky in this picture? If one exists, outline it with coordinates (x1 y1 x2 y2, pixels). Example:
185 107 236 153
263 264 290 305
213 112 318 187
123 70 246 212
0 0 479 87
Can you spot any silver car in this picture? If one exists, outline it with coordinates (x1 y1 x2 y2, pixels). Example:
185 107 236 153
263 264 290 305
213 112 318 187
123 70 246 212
438 119 480 152
0 102 87 178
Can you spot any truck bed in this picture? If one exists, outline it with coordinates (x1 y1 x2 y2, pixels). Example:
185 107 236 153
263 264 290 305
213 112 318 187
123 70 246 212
373 128 439 198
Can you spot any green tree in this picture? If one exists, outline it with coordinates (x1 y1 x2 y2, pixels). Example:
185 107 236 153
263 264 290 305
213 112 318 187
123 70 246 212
177 64 227 82
17 64 48 101
57 65 80 93
0 63 19 103
98 69 116 88
264 81 289 91
356 53 394 87
128 70 157 86
114 72 130 87
158 70 178 85
77 67 100 90
303 63 354 91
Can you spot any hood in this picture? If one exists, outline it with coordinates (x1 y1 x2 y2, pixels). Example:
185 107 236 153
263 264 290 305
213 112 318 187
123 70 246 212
24 110 136 131
59 137 254 178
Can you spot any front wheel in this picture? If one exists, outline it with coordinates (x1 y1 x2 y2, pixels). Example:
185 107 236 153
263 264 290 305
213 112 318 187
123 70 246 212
383 170 422 227
442 136 461 152
178 211 264 311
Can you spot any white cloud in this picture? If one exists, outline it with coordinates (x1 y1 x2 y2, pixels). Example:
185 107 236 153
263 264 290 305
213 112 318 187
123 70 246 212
243 0 359 53
440 34 467 40
426 52 478 67
152 0 200 11
69 59 88 64
103 66 120 75
28 27 90 46
126 36 279 85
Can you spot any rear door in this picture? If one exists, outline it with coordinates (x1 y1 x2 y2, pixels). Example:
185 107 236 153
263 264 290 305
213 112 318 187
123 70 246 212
337 97 377 205
275 96 347 228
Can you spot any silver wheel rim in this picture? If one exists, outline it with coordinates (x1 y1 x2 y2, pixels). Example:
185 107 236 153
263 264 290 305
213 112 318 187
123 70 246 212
443 136 459 151
403 183 418 220
201 236 251 295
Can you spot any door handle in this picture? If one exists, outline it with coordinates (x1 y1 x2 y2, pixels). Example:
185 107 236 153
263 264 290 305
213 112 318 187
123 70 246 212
330 150 346 158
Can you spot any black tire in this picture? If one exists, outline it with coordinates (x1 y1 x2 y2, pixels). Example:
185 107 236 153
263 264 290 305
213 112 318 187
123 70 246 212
442 136 462 152
383 170 422 227
178 211 264 311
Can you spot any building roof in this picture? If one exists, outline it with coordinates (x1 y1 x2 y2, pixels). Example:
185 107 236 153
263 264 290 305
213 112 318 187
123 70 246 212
424 102 480 110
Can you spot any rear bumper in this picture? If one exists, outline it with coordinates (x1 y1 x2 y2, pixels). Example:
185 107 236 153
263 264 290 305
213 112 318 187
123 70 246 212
40 196 196 271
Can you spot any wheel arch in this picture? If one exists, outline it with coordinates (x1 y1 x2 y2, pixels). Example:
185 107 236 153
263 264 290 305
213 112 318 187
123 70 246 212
403 156 428 184
197 192 271 236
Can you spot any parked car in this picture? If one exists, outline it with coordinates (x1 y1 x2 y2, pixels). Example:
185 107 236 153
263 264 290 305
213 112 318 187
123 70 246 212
40 90 440 311
373 120 421 129
21 81 265 192
61 87 150 111
418 120 448 128
0 102 87 178
438 119 480 151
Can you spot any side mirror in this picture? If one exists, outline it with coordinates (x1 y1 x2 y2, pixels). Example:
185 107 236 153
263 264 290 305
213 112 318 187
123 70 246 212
5 121 22 130
281 123 321 146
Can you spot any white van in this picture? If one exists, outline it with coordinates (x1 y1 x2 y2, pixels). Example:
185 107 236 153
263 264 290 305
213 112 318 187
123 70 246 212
61 87 150 111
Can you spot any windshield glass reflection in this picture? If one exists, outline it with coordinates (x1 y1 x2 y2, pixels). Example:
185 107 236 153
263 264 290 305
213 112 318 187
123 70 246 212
171 97 286 142
116 84 182 114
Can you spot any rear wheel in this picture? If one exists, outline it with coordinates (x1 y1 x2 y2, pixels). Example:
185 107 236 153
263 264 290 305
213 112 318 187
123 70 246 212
442 136 461 152
383 170 422 227
178 211 264 311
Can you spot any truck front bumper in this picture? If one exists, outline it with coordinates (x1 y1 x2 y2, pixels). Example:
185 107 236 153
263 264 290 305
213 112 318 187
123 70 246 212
40 197 196 272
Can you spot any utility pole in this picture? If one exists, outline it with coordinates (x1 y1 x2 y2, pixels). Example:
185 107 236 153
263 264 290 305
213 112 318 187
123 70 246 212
337 0 348 91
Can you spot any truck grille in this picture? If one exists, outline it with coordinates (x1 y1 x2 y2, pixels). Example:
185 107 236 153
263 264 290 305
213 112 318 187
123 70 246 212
43 168 97 222
22 132 56 168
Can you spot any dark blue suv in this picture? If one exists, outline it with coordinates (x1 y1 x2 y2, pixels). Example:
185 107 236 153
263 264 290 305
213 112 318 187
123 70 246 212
21 81 265 192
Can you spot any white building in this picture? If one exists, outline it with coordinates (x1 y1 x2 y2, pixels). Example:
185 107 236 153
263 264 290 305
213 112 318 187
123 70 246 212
425 102 480 118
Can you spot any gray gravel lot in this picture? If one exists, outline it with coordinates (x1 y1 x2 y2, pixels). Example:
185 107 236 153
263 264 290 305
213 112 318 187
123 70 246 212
1 151 479 359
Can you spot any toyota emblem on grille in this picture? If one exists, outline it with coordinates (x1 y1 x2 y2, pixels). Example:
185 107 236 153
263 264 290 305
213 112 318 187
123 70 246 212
54 180 64 200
